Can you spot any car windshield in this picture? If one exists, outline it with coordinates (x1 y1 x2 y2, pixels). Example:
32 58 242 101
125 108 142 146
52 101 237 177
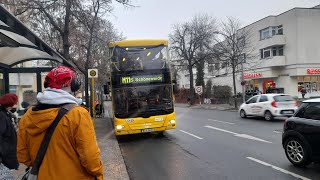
112 84 173 118
273 95 294 102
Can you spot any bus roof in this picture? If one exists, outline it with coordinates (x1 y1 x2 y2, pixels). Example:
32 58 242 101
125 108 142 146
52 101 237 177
109 39 168 48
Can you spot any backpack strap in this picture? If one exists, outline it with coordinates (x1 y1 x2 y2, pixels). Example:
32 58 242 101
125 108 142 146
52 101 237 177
30 103 77 175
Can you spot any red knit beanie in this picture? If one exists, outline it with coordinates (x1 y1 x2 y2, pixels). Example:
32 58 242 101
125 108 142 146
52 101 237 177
44 66 76 89
0 93 18 107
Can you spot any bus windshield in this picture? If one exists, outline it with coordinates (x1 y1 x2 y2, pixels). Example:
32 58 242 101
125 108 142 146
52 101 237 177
111 45 168 72
113 84 173 118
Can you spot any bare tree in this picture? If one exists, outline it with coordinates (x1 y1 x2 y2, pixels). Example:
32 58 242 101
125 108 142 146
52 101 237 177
213 17 254 108
170 14 217 105
2 0 129 110
2 0 130 65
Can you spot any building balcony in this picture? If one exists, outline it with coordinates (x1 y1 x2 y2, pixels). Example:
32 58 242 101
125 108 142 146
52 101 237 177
261 56 286 67
260 35 286 48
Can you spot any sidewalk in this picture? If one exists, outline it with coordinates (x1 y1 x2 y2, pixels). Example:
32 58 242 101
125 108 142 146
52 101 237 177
13 110 129 180
175 103 239 112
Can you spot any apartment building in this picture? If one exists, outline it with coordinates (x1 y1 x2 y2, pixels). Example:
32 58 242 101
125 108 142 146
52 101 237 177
178 5 320 98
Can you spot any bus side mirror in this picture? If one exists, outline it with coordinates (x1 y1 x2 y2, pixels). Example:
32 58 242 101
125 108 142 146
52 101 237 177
172 79 178 94
173 85 178 94
104 84 110 95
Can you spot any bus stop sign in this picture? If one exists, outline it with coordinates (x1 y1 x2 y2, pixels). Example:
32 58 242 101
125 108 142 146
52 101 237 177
88 69 98 78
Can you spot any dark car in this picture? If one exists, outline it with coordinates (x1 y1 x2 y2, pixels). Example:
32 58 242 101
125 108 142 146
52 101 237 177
282 98 320 167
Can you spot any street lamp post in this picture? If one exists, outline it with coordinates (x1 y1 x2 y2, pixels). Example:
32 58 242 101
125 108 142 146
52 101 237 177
241 54 246 103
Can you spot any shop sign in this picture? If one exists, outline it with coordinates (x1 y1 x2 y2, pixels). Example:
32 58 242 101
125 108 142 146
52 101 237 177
243 73 262 79
307 68 320 74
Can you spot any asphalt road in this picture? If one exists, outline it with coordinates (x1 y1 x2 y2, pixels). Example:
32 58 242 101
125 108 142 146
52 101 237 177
118 106 320 180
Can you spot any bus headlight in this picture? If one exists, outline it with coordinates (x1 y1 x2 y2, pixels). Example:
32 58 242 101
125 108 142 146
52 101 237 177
116 125 124 130
169 120 176 124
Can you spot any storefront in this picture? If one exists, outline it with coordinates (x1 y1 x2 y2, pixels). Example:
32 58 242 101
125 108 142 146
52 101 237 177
243 68 320 98
244 73 259 95
296 68 320 97
243 72 283 95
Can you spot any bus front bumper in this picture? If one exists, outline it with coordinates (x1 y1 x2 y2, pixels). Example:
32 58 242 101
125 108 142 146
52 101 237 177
115 124 176 136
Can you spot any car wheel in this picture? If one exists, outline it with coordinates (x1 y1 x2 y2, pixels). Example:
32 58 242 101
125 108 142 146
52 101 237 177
284 137 312 167
264 111 274 121
240 109 247 118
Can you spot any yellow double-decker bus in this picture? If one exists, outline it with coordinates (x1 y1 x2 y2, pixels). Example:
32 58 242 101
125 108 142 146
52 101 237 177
108 39 176 136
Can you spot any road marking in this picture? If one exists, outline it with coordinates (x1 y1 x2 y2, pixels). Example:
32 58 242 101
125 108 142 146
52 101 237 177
246 157 311 180
273 130 282 134
235 134 272 143
204 125 272 143
179 130 203 140
208 119 235 125
204 125 238 135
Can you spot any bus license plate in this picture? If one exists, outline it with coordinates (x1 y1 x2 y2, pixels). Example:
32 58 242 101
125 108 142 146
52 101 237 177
141 128 154 133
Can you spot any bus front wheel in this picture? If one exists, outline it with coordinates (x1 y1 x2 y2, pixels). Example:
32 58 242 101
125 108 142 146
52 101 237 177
156 131 165 137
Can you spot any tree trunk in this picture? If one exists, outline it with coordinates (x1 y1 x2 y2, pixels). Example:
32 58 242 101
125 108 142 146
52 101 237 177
62 0 72 60
232 60 237 109
188 61 195 105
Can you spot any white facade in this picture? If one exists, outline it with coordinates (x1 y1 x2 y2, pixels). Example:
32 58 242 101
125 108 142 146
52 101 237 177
178 5 320 98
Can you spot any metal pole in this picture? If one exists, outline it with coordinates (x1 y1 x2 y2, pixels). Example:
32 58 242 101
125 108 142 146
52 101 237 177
85 64 90 110
92 77 96 126
241 55 245 103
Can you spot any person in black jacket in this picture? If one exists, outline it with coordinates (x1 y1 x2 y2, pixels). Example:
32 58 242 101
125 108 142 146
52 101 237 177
0 93 19 179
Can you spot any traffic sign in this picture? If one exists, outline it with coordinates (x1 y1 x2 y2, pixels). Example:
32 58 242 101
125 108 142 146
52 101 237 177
88 69 98 78
195 86 203 95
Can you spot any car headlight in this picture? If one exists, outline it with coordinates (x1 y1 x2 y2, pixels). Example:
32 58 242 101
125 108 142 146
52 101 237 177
116 125 124 130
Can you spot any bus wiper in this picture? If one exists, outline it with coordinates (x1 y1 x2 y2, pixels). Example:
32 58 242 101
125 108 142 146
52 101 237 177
149 108 171 113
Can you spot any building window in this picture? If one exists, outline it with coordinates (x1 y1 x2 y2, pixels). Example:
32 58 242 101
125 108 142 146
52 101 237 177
278 46 284 56
272 27 277 36
261 48 271 59
260 28 270 40
261 46 284 59
277 25 283 35
260 25 283 40
272 47 277 56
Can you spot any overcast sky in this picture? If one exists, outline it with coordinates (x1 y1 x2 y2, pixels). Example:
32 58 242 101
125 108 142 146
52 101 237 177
110 0 320 40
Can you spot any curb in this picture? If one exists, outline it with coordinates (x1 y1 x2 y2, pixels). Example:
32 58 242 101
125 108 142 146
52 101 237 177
98 110 130 180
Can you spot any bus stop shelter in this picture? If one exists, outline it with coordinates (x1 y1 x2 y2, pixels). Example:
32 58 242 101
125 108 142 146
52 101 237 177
0 5 76 97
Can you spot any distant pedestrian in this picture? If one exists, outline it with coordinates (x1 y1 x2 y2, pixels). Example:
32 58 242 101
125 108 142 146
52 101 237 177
0 93 19 180
17 66 103 180
301 87 306 99
266 87 272 94
253 87 262 95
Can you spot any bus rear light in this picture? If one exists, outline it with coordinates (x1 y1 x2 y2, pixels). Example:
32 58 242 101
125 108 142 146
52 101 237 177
116 125 124 130
271 101 277 107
